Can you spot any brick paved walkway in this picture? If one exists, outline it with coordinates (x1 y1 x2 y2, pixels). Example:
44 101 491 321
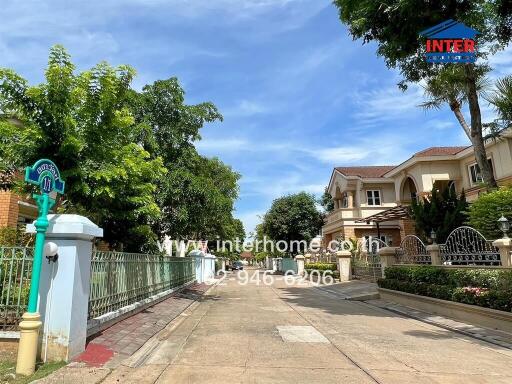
74 283 210 367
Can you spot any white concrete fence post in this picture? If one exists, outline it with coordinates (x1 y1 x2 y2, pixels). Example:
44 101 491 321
426 244 442 265
295 254 305 276
378 247 398 279
493 238 512 267
336 250 352 281
27 214 103 362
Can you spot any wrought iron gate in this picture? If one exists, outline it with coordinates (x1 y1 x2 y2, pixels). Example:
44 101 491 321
351 238 386 282
395 235 431 264
440 227 500 266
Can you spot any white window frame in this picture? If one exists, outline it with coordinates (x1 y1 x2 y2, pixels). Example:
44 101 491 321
468 158 493 186
366 190 381 206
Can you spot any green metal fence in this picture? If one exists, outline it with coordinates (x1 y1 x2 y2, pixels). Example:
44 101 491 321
88 251 196 319
0 247 33 331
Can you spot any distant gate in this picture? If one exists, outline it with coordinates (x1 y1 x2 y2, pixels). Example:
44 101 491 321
281 258 298 274
351 238 386 282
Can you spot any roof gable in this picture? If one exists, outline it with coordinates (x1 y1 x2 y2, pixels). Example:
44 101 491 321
413 146 468 157
420 19 479 39
335 166 395 178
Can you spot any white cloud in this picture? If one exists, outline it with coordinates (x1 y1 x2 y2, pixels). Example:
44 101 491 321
307 147 369 163
196 138 249 152
352 84 424 127
488 44 512 78
223 100 270 117
235 209 265 236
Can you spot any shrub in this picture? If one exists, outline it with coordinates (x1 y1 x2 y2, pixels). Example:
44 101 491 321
466 187 512 240
379 265 512 312
412 187 468 243
0 227 33 247
304 262 337 271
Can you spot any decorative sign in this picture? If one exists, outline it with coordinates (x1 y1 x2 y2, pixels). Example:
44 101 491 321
25 159 65 195
420 19 479 63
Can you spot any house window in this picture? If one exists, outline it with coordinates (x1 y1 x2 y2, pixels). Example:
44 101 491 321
366 190 381 206
469 159 494 185
341 192 348 208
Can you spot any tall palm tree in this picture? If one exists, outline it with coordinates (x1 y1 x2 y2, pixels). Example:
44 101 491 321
419 66 497 188
487 75 512 129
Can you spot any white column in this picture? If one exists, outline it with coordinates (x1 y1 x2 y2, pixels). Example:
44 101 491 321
295 255 305 276
378 247 398 278
426 244 442 265
27 214 103 362
493 238 512 267
336 250 352 281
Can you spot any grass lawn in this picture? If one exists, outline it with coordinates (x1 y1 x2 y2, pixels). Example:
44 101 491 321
0 358 65 383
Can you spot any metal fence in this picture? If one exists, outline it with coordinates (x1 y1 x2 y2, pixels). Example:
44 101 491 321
0 247 33 331
88 251 196 320
440 226 500 266
309 252 337 263
395 235 431 265
351 238 386 282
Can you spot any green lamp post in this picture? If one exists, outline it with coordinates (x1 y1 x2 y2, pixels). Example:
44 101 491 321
16 159 65 376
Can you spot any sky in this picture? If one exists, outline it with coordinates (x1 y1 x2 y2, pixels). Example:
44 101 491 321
2 0 511 235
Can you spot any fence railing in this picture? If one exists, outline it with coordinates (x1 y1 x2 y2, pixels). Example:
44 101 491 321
391 226 501 267
440 226 500 266
0 247 33 331
395 235 431 265
88 251 196 320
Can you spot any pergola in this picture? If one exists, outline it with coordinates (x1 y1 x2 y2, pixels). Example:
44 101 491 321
355 205 412 239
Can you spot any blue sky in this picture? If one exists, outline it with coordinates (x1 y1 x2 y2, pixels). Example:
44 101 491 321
2 0 511 235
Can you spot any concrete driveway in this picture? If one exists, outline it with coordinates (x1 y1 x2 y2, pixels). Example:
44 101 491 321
98 269 512 383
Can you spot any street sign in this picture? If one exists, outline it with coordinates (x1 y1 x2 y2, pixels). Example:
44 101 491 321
24 159 65 195
24 159 65 314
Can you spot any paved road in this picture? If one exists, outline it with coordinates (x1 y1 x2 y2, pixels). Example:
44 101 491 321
102 269 512 383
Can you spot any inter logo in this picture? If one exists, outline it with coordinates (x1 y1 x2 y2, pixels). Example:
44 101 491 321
420 19 479 63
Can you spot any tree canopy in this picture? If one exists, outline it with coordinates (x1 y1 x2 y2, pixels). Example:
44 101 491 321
333 1 512 188
319 187 334 213
0 46 242 252
261 192 324 255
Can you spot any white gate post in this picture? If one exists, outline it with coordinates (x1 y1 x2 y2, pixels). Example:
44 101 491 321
27 214 103 362
493 238 512 267
378 247 398 278
295 255 305 276
426 244 442 265
336 251 352 281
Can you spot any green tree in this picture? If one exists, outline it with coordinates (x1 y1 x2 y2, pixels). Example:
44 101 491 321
261 192 324 255
129 77 241 242
0 46 166 251
467 187 512 239
486 75 512 131
420 65 490 140
333 1 512 188
411 187 468 243
319 187 334 213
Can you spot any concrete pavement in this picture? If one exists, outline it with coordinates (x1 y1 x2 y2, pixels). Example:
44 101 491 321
39 269 512 383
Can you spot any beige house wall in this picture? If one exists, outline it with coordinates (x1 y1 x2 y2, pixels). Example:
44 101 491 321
322 132 512 247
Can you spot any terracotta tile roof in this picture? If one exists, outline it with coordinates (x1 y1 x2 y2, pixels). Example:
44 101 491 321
335 166 396 178
240 251 253 259
413 146 469 157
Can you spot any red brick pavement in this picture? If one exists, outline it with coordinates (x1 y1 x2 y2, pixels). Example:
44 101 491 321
74 283 210 367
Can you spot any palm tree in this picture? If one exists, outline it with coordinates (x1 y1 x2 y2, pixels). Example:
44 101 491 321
486 75 512 130
419 66 497 188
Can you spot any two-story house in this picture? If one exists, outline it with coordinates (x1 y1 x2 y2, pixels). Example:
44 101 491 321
322 129 512 247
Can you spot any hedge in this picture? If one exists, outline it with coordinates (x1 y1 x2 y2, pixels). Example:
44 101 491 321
378 265 512 312
304 262 337 271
